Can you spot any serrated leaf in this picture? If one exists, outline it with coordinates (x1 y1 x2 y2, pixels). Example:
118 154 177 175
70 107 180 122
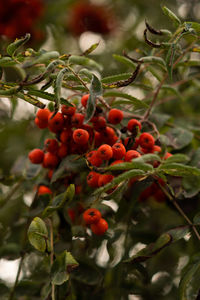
162 154 189 164
103 91 148 109
69 55 103 71
93 169 146 195
84 74 102 123
42 184 75 218
101 73 132 84
51 155 88 183
179 254 200 300
166 127 193 149
162 6 181 28
51 251 78 285
7 33 30 56
134 153 161 163
28 217 48 252
159 163 200 177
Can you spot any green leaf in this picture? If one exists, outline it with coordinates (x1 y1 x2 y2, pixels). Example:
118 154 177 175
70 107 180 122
69 55 103 71
82 42 99 55
54 68 68 111
134 153 161 163
84 74 102 123
162 154 189 164
0 57 16 67
103 91 148 109
184 22 200 35
93 169 146 195
166 43 177 80
51 251 78 285
106 161 153 172
24 51 60 67
159 163 200 177
162 6 181 28
140 56 166 68
27 89 71 106
28 217 48 252
51 155 88 183
179 254 200 300
101 73 132 84
79 68 93 80
7 33 30 57
112 54 136 69
166 127 194 149
161 85 183 100
42 184 75 217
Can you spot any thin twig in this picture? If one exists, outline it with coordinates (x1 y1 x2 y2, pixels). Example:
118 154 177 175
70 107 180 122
8 254 25 300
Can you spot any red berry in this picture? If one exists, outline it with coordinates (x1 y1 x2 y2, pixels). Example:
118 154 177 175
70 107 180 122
28 149 44 164
110 160 124 166
92 116 107 131
60 129 73 143
97 144 113 160
86 150 103 167
38 185 52 195
83 208 101 225
73 129 89 145
43 152 59 169
61 104 76 116
164 152 172 160
138 132 155 149
90 218 108 235
58 144 68 158
81 94 90 107
44 139 59 153
36 108 51 122
108 109 123 124
34 117 48 129
98 174 114 187
153 145 161 153
68 208 76 223
47 169 54 180
87 171 100 188
127 119 142 133
125 150 141 162
48 112 64 133
112 143 126 159
71 113 84 128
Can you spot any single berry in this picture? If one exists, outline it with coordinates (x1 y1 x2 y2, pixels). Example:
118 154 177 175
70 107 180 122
60 129 73 143
138 132 155 149
28 149 44 164
43 152 59 169
92 116 106 131
81 94 90 107
34 117 48 129
38 185 52 195
44 139 59 153
48 112 64 133
86 150 103 167
90 218 108 235
73 129 89 145
125 150 141 162
71 113 84 128
112 143 126 159
87 171 100 188
97 144 113 160
83 208 101 225
61 104 76 116
36 108 50 122
164 152 172 160
98 174 114 187
127 119 142 133
108 109 123 124
58 144 68 158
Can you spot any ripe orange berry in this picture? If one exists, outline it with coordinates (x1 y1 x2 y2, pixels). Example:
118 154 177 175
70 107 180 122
164 152 172 160
36 108 51 122
43 152 59 169
28 149 44 164
71 113 84 128
83 208 101 225
110 160 124 166
90 218 108 235
38 185 52 195
61 104 76 116
60 129 73 143
127 119 142 133
98 174 114 187
92 116 106 131
73 129 89 145
47 169 54 180
86 150 103 167
125 150 141 162
108 109 123 124
87 171 100 188
48 112 64 133
97 144 113 160
112 143 126 159
81 94 90 107
58 143 68 158
44 139 59 153
138 132 155 149
34 117 48 129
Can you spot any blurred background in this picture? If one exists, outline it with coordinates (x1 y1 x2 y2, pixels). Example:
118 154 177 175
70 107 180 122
0 0 200 296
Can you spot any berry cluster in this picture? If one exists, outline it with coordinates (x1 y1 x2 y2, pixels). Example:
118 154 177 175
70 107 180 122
29 93 172 235
83 208 108 235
